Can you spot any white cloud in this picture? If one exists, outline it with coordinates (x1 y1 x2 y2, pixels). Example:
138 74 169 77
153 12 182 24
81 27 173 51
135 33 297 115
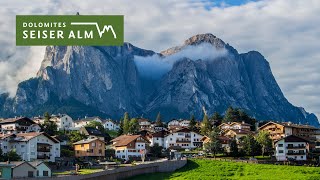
134 43 227 79
0 0 319 118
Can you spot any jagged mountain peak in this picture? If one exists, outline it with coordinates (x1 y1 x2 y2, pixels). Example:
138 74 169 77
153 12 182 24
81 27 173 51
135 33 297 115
161 33 226 56
183 33 225 48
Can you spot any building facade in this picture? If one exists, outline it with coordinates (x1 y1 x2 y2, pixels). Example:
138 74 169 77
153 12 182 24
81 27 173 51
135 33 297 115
73 138 105 159
274 135 308 161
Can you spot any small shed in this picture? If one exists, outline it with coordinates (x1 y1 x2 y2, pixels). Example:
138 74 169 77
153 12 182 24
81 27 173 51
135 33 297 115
29 161 52 177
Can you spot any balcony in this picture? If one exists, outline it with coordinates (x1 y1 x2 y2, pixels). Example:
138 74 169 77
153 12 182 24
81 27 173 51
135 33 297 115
286 145 306 149
185 134 191 138
176 139 191 143
287 152 305 155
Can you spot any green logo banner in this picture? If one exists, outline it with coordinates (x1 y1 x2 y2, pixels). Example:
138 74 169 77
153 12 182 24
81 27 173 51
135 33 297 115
16 15 124 46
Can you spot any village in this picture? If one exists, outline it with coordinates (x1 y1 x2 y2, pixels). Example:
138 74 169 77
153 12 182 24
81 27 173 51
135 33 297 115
0 107 320 179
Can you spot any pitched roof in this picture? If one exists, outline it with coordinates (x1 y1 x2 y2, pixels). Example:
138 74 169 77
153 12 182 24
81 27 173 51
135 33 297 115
259 121 318 130
111 135 148 147
283 135 309 143
81 127 105 137
10 161 36 169
77 116 102 122
73 138 105 145
151 130 168 138
0 134 14 139
29 161 50 169
0 117 35 124
15 132 60 143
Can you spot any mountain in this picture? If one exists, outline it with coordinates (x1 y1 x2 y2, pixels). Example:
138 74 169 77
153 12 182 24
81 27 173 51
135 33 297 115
0 33 318 126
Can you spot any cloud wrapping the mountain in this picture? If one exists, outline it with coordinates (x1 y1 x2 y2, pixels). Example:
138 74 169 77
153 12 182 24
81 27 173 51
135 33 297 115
134 43 227 79
0 0 319 118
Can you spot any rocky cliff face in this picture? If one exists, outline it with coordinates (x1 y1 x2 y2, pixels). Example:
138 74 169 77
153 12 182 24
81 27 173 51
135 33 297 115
0 33 318 126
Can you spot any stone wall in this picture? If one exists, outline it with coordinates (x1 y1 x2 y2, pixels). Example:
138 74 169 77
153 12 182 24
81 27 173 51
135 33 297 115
27 159 187 180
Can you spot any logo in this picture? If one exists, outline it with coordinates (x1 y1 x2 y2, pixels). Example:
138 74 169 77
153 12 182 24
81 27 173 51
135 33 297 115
16 15 124 46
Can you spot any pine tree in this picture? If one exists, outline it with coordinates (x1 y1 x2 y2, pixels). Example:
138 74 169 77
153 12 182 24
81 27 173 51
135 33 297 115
223 106 237 123
129 118 139 134
204 128 222 159
189 114 197 131
117 119 124 136
201 114 212 136
41 112 57 136
155 112 163 127
211 112 223 127
123 112 130 134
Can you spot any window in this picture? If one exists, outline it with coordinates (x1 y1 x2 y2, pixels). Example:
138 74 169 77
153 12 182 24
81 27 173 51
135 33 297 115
28 171 34 177
36 170 39 176
301 156 303 158
21 145 25 148
99 149 102 153
278 144 283 147
278 150 283 153
156 138 159 140
81 144 84 147
77 151 80 154
43 171 49 176
92 142 96 147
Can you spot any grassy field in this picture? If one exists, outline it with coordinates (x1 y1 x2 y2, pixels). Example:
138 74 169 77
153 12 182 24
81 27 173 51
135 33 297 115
53 168 103 176
128 159 320 180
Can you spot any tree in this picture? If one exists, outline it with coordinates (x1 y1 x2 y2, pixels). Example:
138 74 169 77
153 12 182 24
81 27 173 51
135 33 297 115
117 119 124 136
149 143 163 157
85 121 105 133
69 131 87 144
155 112 163 127
229 139 239 157
85 121 111 142
189 114 197 131
211 112 223 127
241 134 261 157
129 118 139 134
256 131 273 157
204 128 222 159
223 107 237 123
123 112 130 134
41 112 58 136
5 150 21 161
201 114 212 136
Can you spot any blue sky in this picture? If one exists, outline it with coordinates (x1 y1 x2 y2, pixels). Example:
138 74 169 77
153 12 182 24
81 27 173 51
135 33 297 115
0 0 319 119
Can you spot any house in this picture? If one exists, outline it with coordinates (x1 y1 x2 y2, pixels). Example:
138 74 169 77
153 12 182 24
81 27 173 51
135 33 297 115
73 138 105 159
218 122 251 132
164 128 203 149
274 135 309 161
33 114 74 130
148 130 169 147
222 129 252 142
167 119 190 130
138 118 152 130
201 136 231 152
102 119 119 131
79 127 105 141
259 121 319 148
11 161 36 178
11 132 60 162
29 161 52 177
0 117 41 134
0 163 14 179
111 135 150 160
74 117 103 128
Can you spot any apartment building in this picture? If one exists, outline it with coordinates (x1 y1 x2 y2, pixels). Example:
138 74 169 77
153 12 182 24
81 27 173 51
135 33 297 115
33 114 74 130
274 135 308 161
5 132 60 162
0 117 41 134
111 135 150 160
164 128 203 149
73 138 105 159
259 121 319 149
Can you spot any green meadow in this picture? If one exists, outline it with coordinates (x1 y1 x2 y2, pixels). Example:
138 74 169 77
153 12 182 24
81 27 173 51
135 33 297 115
129 159 320 180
